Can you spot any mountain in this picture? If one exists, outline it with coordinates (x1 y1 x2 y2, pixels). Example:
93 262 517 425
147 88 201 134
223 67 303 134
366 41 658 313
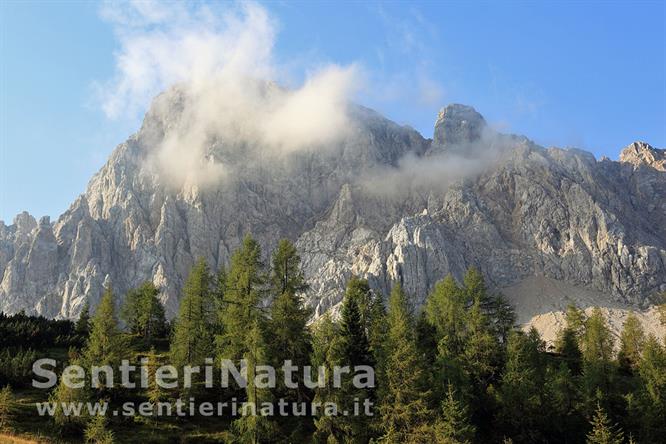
1 88 665 340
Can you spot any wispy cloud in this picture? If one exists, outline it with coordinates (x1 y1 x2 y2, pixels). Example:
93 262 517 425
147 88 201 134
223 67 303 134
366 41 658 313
96 0 360 186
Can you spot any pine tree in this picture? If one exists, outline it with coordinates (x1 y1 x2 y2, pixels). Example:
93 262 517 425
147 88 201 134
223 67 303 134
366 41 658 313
380 283 431 442
170 259 215 372
586 403 624 444
269 239 308 296
617 313 645 373
435 384 476 444
84 414 114 443
217 234 265 365
83 287 126 387
0 385 14 431
121 281 166 343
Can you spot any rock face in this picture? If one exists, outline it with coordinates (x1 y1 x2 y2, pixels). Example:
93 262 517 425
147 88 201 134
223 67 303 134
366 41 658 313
1 97 665 322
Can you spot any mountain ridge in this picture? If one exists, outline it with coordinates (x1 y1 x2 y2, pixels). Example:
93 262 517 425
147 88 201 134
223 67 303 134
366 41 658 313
1 94 664 332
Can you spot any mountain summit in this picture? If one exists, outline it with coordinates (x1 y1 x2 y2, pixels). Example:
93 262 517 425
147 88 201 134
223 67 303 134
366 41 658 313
1 92 664 339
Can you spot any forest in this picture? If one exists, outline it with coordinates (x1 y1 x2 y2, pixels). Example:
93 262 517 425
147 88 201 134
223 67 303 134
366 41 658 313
0 234 665 444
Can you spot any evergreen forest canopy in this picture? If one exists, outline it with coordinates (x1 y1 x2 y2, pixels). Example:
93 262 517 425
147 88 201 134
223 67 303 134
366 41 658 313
0 234 665 443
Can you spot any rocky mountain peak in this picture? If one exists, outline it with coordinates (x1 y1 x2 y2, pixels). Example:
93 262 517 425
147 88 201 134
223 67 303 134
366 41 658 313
433 103 487 148
619 141 666 171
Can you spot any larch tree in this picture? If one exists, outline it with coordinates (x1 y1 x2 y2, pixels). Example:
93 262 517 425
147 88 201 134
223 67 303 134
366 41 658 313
586 403 624 444
580 308 616 412
379 283 431 442
170 258 215 373
336 279 375 442
617 313 645 374
497 329 546 442
121 281 166 343
217 234 266 366
75 298 91 337
83 287 127 388
435 383 476 444
269 239 308 296
232 319 276 443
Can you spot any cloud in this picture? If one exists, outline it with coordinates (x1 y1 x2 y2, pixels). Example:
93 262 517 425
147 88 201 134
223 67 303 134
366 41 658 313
358 127 509 198
97 1 359 186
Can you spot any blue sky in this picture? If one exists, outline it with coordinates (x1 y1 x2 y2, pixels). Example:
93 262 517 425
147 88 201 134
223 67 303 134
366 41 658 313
1 1 665 222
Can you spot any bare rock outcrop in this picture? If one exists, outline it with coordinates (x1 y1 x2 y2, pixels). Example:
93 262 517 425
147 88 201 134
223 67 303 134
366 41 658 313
1 93 664 326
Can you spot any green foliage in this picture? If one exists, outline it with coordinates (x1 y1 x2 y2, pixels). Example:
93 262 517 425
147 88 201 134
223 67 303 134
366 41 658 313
380 283 431 442
617 313 645 373
311 314 344 443
436 384 476 444
84 414 115 443
217 234 266 364
0 385 14 431
76 299 91 337
83 287 127 385
633 334 666 441
51 357 90 434
231 319 276 443
426 274 466 357
269 239 308 296
0 348 38 387
586 403 624 444
0 311 80 349
496 329 546 442
170 258 215 371
580 308 616 412
120 281 167 343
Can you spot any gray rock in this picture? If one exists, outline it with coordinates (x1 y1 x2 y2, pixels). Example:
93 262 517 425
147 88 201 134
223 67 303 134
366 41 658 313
1 89 664 321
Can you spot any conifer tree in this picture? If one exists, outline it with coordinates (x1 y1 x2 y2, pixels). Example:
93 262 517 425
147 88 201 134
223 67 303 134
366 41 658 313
51 357 90 433
617 313 645 373
555 304 586 373
580 308 615 411
586 403 624 444
0 385 14 431
435 384 476 444
336 280 375 442
268 289 311 394
232 319 276 443
217 234 265 364
462 298 500 390
634 334 666 441
121 282 166 343
76 299 91 337
83 288 126 386
380 283 431 442
269 239 308 296
544 362 583 440
497 329 546 442
426 275 466 356
170 259 215 372
311 314 345 443
84 414 114 444
145 348 164 408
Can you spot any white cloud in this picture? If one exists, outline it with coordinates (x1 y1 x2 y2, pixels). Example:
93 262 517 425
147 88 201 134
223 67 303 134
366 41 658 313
97 1 359 186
